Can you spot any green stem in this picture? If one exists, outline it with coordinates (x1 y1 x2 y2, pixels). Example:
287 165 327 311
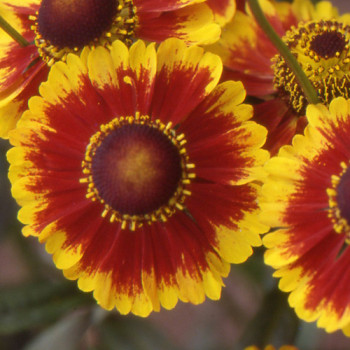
237 286 300 348
247 0 320 105
0 15 30 47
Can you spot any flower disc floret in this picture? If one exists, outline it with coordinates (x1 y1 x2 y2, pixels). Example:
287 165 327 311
37 0 119 48
31 0 135 64
81 113 194 231
273 20 350 114
328 162 350 242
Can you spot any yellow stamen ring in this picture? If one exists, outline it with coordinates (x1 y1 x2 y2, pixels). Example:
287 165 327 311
80 113 195 231
273 20 350 114
29 0 136 66
327 161 350 243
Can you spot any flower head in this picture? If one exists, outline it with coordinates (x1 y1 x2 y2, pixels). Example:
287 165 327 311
273 19 350 115
8 38 268 316
209 0 341 97
207 0 349 154
261 97 350 334
0 0 221 138
245 346 298 350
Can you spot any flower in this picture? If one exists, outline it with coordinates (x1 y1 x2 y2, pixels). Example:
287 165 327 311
8 38 269 316
0 0 221 138
207 0 350 154
261 97 350 334
209 0 341 97
245 346 298 350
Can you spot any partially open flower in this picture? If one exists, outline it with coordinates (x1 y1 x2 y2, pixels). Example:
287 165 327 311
0 0 221 138
8 38 268 316
261 97 350 334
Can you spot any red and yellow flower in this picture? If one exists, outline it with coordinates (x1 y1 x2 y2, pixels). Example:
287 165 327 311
210 0 343 96
208 0 350 154
245 346 298 350
0 0 222 138
261 97 350 334
8 38 268 316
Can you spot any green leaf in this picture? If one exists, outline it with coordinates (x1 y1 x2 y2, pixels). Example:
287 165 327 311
0 281 92 335
98 314 182 350
236 286 299 348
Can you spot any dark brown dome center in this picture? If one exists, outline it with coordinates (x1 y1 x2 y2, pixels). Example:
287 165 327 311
91 123 182 216
310 31 346 58
336 166 350 226
37 0 118 49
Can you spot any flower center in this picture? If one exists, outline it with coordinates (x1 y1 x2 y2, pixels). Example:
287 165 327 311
80 114 195 230
310 31 346 58
30 0 136 65
38 0 118 49
273 20 350 114
328 162 350 243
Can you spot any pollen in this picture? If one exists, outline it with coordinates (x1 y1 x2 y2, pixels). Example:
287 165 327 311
328 162 350 243
273 20 350 114
80 114 195 230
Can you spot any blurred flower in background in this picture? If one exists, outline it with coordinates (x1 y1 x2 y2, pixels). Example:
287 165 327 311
245 345 298 350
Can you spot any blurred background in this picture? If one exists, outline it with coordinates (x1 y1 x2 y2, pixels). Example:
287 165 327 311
1 1 350 349
332 0 349 12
